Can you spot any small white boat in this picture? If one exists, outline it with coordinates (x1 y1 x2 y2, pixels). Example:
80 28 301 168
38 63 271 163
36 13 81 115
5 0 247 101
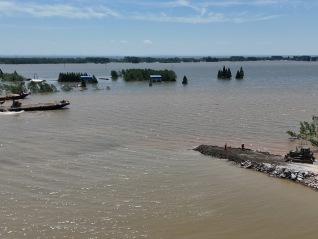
29 79 45 83
28 73 45 83
0 110 24 115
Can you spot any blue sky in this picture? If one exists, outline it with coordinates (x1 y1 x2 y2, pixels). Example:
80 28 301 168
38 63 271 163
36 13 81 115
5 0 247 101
0 0 317 56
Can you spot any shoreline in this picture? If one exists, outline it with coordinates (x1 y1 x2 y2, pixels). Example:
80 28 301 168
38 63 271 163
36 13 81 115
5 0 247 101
194 145 318 191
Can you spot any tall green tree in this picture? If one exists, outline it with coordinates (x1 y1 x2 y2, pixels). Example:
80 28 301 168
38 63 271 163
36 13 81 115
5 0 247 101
235 66 244 79
217 66 232 79
287 115 318 147
111 70 119 79
182 75 188 85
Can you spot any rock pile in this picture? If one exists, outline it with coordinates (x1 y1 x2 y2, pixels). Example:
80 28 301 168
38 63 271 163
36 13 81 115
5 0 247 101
240 160 318 189
194 145 318 191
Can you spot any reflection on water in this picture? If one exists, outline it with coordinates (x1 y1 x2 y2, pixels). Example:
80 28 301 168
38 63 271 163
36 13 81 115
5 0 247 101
1 61 318 238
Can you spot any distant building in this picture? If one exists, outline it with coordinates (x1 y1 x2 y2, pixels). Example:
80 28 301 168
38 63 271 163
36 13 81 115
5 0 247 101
80 75 93 80
149 75 162 83
80 75 97 83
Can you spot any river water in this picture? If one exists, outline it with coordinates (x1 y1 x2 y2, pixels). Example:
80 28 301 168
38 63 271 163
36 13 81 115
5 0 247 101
1 61 318 238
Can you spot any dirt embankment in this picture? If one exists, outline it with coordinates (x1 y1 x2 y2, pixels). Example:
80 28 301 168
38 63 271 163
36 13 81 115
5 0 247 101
194 144 285 165
194 145 318 191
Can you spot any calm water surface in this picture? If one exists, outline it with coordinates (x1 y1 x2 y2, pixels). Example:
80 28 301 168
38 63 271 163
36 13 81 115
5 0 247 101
1 61 318 238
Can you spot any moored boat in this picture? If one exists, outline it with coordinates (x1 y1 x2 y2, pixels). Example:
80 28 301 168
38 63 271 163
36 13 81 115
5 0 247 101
0 110 24 115
0 92 31 101
0 100 70 112
29 79 45 83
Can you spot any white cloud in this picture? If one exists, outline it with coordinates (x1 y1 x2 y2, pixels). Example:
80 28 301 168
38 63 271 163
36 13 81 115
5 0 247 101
130 0 288 24
133 12 227 23
234 13 283 23
143 40 153 45
0 1 121 19
0 0 310 23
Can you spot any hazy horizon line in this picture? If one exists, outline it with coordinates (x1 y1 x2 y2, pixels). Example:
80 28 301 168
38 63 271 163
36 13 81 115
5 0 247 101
1 54 317 58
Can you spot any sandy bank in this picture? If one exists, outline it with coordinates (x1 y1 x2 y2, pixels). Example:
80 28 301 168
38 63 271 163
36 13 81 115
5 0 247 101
194 145 318 191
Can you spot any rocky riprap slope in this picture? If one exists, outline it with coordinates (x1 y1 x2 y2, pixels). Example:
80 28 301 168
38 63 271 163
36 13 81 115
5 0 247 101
194 145 318 190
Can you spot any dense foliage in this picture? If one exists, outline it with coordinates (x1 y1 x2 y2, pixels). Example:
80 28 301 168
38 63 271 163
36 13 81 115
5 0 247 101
0 57 110 64
123 56 200 63
0 56 316 65
182 75 188 85
287 116 318 147
1 82 27 94
217 66 232 79
28 81 57 93
58 72 98 83
203 57 219 62
0 69 57 93
0 70 25 82
111 70 119 79
121 69 177 82
58 72 81 82
235 66 245 79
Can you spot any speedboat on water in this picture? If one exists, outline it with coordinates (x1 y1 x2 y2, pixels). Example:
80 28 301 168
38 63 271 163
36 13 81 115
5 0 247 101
0 110 24 115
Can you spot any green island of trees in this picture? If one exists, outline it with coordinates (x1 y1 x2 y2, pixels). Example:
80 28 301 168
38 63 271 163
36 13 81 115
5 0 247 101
0 69 56 93
182 75 188 85
120 69 176 82
235 67 245 79
58 72 98 84
218 66 245 79
111 70 119 79
287 116 318 147
217 66 232 79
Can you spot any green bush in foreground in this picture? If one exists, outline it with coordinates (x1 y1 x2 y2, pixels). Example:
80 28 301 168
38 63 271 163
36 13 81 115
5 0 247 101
28 81 57 93
0 70 25 82
1 82 28 94
287 116 318 147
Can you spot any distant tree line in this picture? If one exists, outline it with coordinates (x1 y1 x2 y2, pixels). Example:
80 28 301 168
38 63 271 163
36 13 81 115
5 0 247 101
122 56 200 63
0 55 316 64
203 57 219 62
121 69 176 82
0 57 111 64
